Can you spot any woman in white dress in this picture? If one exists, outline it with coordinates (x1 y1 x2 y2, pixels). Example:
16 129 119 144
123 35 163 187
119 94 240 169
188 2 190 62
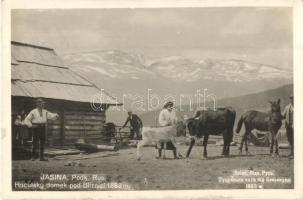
157 101 178 158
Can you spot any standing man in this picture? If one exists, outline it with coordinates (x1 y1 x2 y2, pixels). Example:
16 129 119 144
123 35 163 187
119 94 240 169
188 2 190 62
120 110 143 139
282 95 294 159
24 98 59 161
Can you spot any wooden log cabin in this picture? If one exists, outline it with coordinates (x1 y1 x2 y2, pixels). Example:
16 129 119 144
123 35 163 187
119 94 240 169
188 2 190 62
11 41 121 146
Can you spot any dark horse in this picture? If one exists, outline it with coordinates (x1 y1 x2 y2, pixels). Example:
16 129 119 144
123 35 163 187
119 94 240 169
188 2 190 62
236 99 282 156
186 107 236 158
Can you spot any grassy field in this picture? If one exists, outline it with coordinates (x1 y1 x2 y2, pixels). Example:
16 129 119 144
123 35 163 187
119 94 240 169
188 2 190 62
12 144 293 191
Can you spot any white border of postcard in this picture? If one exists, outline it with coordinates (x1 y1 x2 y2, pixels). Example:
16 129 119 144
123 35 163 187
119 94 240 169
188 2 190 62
1 0 303 199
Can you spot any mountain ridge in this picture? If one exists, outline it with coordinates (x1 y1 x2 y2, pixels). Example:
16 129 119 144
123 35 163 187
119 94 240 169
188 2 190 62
139 84 293 126
63 49 292 82
62 49 292 118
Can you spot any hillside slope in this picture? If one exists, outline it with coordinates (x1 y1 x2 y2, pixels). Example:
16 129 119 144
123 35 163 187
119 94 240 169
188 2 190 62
140 84 293 126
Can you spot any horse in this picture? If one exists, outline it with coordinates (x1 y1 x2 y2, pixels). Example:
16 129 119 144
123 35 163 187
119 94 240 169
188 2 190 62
236 99 282 156
186 107 236 159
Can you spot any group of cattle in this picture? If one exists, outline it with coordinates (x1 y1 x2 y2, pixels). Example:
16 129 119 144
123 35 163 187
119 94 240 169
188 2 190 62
137 99 283 160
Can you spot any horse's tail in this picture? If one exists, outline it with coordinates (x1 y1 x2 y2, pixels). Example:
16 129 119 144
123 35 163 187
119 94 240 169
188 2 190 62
236 115 244 133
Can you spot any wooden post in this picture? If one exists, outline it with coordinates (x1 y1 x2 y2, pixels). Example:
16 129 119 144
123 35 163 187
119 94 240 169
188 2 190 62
45 121 48 146
82 113 86 141
60 106 65 146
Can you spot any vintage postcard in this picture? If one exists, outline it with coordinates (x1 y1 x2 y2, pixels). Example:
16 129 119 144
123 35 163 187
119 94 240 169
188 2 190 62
1 0 303 199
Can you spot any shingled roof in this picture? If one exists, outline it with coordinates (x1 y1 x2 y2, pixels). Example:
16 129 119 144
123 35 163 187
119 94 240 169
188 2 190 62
11 41 120 105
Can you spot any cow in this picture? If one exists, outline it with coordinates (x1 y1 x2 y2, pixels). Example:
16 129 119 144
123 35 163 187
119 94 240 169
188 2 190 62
186 107 236 159
136 125 183 160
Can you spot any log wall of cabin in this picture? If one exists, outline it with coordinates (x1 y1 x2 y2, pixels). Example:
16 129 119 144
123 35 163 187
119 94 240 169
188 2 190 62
47 100 106 146
63 110 106 145
44 99 64 146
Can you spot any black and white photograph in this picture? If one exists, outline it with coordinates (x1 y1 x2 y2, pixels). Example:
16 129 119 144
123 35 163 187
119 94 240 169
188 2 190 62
2 0 303 199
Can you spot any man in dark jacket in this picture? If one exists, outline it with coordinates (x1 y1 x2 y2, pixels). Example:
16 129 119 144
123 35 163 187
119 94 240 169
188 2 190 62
120 111 143 139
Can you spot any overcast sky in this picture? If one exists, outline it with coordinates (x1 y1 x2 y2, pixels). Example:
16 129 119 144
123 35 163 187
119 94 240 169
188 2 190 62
12 8 292 69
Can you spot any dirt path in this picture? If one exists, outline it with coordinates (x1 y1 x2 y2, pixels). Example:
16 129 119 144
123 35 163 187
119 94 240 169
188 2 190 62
12 145 294 190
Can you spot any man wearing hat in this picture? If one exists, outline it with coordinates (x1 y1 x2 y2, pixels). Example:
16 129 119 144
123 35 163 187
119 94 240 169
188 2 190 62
120 110 143 139
24 98 59 161
282 95 294 158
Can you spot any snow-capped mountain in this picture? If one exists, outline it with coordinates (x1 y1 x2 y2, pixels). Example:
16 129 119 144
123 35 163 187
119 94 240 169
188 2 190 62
147 56 292 82
62 50 292 101
64 50 155 80
64 50 292 83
